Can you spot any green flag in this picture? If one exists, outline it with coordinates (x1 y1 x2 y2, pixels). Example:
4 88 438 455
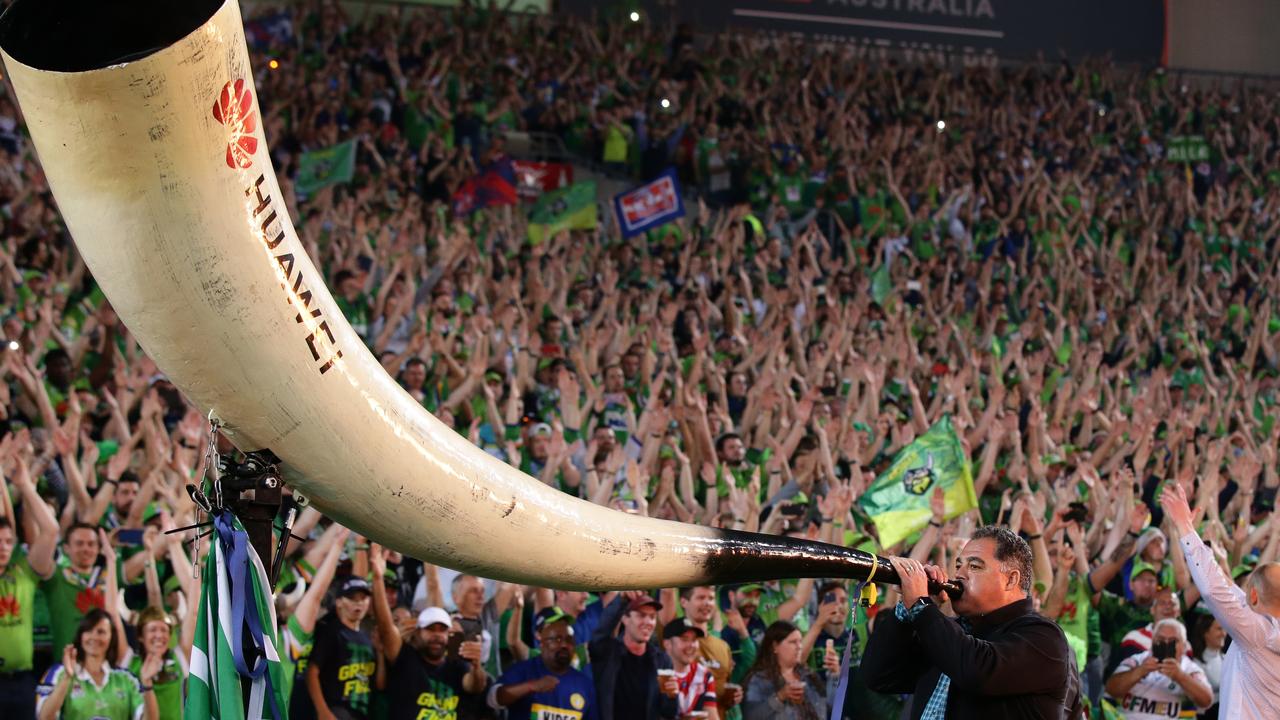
528 181 597 244
857 416 976 549
186 511 290 720
295 139 357 195
870 263 892 305
1165 135 1209 163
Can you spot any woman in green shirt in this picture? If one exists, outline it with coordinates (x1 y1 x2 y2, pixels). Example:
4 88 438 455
125 607 187 720
37 608 160 720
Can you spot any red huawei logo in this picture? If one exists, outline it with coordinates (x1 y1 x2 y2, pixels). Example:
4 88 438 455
75 587 106 615
0 594 19 618
213 78 259 169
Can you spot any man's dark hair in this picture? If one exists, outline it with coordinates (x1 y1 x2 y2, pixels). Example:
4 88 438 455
816 581 846 599
972 525 1033 595
678 585 714 600
715 432 741 454
118 470 141 486
65 522 98 543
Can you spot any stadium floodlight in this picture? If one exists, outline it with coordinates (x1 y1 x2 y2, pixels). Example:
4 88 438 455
629 11 640 22
661 98 671 109
268 59 279 70
936 120 945 132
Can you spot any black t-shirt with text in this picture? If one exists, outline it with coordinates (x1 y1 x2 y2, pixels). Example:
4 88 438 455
308 616 376 720
388 646 478 720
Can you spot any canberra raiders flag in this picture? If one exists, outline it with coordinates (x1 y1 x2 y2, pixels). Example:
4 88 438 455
186 510 289 719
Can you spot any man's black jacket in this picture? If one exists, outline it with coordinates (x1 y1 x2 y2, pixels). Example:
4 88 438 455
587 595 680 720
861 597 1081 719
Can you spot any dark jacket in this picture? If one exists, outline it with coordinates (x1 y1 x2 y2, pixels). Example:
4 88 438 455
587 595 680 720
861 597 1081 720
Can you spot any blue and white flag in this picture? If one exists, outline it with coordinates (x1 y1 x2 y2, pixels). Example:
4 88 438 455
613 168 685 238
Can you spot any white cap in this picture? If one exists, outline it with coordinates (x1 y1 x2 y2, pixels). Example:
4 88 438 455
417 606 452 629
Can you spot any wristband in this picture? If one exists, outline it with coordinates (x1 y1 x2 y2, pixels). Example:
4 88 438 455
140 685 153 693
929 520 942 528
1026 533 1043 541
354 544 370 551
821 517 833 524
1126 530 1141 538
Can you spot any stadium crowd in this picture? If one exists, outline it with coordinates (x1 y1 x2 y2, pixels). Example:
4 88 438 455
2 1 1280 718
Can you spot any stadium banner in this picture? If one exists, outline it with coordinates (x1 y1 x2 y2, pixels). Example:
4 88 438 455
1166 135 1209 163
295 139 356 195
857 416 977 550
612 0 1166 66
613 169 686 239
512 160 574 201
528 181 598 244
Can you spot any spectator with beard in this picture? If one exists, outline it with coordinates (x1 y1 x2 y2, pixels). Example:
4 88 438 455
589 593 679 720
307 576 378 720
494 606 599 720
373 547 487 720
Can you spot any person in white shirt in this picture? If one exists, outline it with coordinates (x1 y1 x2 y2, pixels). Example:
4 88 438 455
1105 618 1213 719
1160 483 1280 719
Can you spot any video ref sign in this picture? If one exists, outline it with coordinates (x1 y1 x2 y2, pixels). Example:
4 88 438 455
677 0 1166 65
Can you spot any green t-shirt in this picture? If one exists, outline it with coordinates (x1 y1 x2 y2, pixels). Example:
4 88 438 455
37 663 145 720
1053 574 1092 669
41 563 107 658
1096 591 1150 651
757 581 808 633
282 613 316 701
335 294 372 341
0 551 40 671
128 649 185 720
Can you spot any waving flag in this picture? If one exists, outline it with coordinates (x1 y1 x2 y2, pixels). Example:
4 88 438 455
295 139 356 195
452 168 518 215
186 510 289 720
613 168 685 238
857 416 976 550
512 160 573 200
527 181 598 244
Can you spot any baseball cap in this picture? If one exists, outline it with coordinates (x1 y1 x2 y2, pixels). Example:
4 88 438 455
1130 561 1159 583
534 606 575 633
529 422 553 438
337 576 372 598
625 594 663 613
662 617 705 640
734 583 765 595
416 607 452 629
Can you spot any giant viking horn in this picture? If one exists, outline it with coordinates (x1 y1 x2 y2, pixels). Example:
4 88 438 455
0 0 941 593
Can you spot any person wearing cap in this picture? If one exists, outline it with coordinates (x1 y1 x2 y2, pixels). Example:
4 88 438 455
1160 482 1280 719
520 420 581 494
494 606 599 720
662 617 720 719
588 592 679 720
121 606 185 720
306 575 379 720
371 548 487 720
1101 561 1164 677
1114 586 1185 669
662 585 748 714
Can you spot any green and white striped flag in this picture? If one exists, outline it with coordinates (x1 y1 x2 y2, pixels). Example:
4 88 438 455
186 511 290 719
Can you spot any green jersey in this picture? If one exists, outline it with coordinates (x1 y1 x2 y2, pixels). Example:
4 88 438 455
37 662 146 720
41 562 107 658
127 649 185 720
1097 591 1151 651
1053 574 1093 668
0 550 40 671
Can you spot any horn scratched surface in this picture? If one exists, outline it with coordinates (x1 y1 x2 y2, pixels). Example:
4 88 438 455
0 0 902 590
